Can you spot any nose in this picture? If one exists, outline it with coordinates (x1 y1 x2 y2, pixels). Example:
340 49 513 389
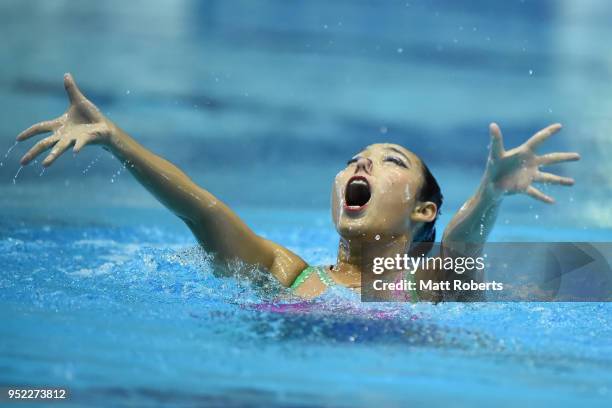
355 157 373 174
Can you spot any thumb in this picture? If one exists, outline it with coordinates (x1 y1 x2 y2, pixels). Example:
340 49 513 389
64 73 86 105
489 122 505 159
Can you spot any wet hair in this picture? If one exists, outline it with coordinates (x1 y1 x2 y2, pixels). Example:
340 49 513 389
410 160 443 255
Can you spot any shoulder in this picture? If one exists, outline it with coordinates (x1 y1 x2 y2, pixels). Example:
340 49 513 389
263 239 308 287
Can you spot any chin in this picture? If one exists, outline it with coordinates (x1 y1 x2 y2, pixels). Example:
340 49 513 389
335 212 381 240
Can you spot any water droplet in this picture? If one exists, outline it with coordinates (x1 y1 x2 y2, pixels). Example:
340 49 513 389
404 185 412 202
375 234 381 241
528 69 534 76
534 214 539 220
12 166 23 184
82 153 102 175
125 89 131 95
110 161 128 184
5 141 18 158
396 47 404 54
2 142 18 166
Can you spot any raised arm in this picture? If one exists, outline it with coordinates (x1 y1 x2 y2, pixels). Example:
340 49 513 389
442 122 580 257
16 74 307 286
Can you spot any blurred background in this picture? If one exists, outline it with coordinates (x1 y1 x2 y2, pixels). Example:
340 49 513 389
2 2 612 406
0 0 611 236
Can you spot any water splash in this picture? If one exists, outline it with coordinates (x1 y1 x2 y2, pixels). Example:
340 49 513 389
12 166 23 185
5 141 18 158
110 161 127 183
82 153 102 175
32 160 46 177
1 141 19 167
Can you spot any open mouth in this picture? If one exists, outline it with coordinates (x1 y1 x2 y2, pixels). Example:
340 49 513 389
344 176 371 212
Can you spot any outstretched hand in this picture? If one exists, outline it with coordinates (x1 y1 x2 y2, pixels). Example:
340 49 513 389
485 123 580 204
17 73 112 167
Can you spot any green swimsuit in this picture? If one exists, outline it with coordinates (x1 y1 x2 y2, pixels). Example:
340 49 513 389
290 265 419 302
290 265 335 290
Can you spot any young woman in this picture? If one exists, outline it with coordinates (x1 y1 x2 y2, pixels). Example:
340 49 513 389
16 74 580 300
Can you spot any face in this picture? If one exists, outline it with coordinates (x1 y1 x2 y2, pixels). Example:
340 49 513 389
331 143 433 241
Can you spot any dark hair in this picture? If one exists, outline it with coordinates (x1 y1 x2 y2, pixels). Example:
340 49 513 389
410 160 443 255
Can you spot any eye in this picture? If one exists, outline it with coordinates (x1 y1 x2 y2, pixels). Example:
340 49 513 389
384 156 408 168
347 157 359 166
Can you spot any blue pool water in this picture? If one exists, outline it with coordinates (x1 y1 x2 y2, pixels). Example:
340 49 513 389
1 215 612 407
1 0 612 407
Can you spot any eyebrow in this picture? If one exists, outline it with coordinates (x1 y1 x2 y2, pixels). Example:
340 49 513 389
386 147 411 165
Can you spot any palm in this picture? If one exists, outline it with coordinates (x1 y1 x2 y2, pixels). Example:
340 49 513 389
486 123 580 203
65 93 101 126
17 74 109 167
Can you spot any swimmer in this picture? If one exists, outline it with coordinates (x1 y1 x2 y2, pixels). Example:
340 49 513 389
15 74 580 301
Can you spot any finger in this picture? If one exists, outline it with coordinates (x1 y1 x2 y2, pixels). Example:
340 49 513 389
525 123 562 150
20 136 59 165
64 73 86 105
534 172 574 186
42 138 75 167
538 152 581 165
526 186 555 204
16 120 58 142
73 134 94 154
489 122 505 159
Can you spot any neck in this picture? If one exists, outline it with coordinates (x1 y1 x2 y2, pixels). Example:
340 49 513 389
332 234 411 287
